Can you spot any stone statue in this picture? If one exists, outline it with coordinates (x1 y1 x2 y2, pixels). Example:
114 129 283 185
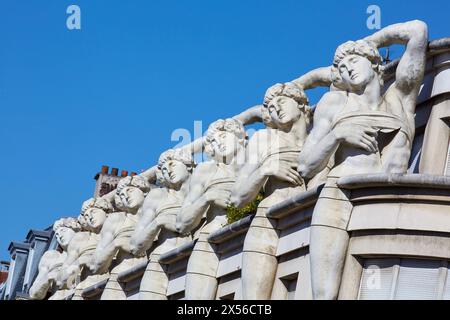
230 83 312 299
91 175 152 276
130 149 195 300
297 20 428 299
79 197 114 234
83 177 150 300
30 217 81 300
68 197 114 299
29 250 67 300
176 118 247 299
58 198 114 289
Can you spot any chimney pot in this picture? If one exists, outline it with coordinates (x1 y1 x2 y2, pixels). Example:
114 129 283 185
101 165 109 175
111 168 119 176
121 170 128 177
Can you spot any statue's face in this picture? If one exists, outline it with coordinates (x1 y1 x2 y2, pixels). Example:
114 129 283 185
117 186 145 212
55 227 76 248
338 54 375 92
208 131 240 163
80 208 107 232
267 96 301 128
161 159 190 187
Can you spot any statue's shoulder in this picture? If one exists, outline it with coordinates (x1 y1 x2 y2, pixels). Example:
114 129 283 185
246 129 272 155
141 187 168 212
103 211 126 226
147 186 167 198
314 91 347 120
71 231 90 243
195 161 216 173
66 232 88 252
191 161 216 183
40 250 62 264
249 128 270 142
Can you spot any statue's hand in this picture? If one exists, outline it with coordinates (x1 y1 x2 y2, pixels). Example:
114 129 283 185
333 124 378 153
261 159 303 186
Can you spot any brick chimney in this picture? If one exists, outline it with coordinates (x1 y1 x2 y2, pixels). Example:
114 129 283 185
93 165 137 197
0 261 9 284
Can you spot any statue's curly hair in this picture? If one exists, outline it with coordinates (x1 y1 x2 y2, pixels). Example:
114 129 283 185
204 118 247 158
53 217 82 232
81 197 114 215
331 40 383 87
156 149 195 186
116 175 151 195
262 82 312 128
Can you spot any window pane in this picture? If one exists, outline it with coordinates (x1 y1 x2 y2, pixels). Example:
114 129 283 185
358 259 397 300
443 268 450 300
445 141 450 175
395 259 441 300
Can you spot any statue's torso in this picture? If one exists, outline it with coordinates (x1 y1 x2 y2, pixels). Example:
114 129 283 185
254 128 305 195
77 232 100 267
329 87 413 177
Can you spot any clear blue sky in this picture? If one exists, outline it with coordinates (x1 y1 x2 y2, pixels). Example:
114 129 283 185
0 0 449 261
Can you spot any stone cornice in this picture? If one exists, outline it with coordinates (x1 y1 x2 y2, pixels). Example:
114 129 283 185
337 173 450 190
158 240 197 265
266 184 324 219
208 214 254 244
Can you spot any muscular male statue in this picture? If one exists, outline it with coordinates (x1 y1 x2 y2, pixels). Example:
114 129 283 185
58 198 114 288
230 83 312 299
29 217 80 300
297 20 428 299
129 149 194 299
29 217 81 299
91 175 152 276
29 250 67 300
176 118 247 299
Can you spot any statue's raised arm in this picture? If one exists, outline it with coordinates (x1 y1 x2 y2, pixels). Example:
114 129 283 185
364 20 428 104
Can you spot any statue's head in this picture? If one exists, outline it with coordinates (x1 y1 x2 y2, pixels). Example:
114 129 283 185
114 175 151 213
53 217 82 249
157 149 194 189
331 40 383 92
204 118 247 164
79 197 114 232
263 82 311 129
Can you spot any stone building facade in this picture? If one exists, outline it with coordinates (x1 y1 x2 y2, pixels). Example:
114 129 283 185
2 23 449 300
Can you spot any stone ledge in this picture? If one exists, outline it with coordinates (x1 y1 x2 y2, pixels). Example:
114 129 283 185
208 214 254 244
266 184 324 219
81 279 109 299
14 291 30 300
63 293 75 300
429 37 450 55
337 173 450 190
158 240 197 265
117 261 148 282
117 261 148 283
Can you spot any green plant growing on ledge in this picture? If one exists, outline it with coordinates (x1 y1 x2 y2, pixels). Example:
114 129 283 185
226 193 264 225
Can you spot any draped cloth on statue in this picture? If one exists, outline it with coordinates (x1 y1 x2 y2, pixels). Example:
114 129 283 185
331 110 413 144
113 214 139 240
